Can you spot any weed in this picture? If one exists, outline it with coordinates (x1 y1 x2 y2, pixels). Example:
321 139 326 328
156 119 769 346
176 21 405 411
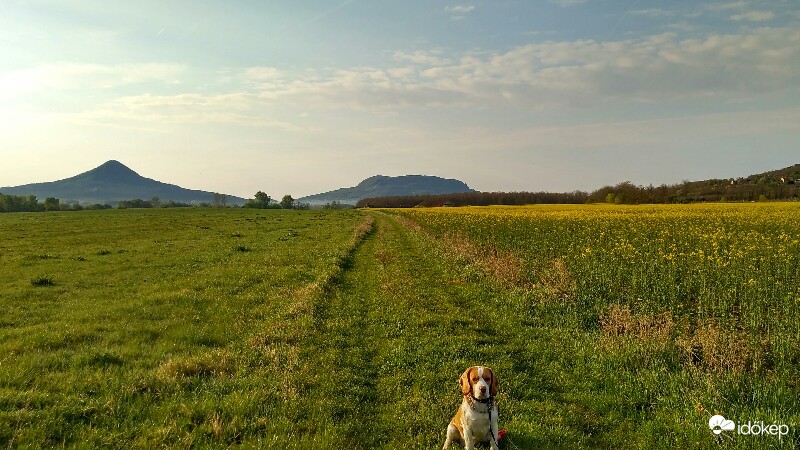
31 275 55 286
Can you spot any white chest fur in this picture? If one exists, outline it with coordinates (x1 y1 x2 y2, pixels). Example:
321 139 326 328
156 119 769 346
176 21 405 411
460 398 496 441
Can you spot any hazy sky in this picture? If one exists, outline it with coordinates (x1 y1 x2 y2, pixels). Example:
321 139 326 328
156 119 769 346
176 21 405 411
2 0 799 198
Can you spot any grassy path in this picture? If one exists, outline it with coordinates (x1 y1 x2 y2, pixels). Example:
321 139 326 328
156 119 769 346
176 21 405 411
290 212 582 449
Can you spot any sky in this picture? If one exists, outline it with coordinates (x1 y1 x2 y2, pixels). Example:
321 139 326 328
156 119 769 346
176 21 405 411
1 0 799 198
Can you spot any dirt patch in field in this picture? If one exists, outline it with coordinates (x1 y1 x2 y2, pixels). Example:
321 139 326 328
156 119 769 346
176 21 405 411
394 215 423 232
393 215 532 289
599 304 771 374
599 304 675 351
353 215 375 242
396 213 577 296
536 258 576 302
676 320 770 374
441 232 529 288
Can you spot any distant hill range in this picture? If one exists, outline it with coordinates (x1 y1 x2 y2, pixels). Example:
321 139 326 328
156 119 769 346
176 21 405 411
298 174 475 206
0 160 247 206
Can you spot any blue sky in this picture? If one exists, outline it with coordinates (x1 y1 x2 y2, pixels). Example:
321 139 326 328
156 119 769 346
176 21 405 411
1 0 799 198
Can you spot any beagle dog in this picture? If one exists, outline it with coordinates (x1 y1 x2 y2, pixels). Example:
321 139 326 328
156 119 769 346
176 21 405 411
443 366 499 450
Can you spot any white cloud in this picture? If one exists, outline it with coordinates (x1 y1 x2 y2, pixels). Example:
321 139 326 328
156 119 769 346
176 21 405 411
730 10 776 21
445 5 475 13
106 27 795 116
629 9 675 17
0 63 184 100
393 50 450 66
286 27 799 111
706 1 749 11
242 67 283 82
75 92 306 132
8 28 800 133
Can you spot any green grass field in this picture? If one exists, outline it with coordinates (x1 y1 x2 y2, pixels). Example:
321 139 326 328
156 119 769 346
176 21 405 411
1 205 798 448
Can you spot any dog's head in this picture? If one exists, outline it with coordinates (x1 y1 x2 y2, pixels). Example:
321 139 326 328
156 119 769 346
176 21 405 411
459 366 498 400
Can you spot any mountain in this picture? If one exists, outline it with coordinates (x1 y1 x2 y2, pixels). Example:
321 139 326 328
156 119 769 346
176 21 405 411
299 174 475 205
0 160 247 205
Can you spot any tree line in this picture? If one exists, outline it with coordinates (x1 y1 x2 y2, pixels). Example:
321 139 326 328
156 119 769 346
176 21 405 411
357 174 800 208
0 192 309 213
0 194 112 213
589 177 800 204
242 192 310 209
356 191 589 208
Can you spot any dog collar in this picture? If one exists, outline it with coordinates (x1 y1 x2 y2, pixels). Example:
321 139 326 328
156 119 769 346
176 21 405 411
465 394 495 411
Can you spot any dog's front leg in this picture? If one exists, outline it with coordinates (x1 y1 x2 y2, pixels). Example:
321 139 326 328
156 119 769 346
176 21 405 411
463 432 475 450
442 423 460 449
460 417 475 450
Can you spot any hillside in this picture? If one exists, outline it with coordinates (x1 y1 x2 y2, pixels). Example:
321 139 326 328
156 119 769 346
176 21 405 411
588 163 800 204
299 174 475 205
0 160 247 205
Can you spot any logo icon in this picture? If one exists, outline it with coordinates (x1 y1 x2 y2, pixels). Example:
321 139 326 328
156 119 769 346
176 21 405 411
709 415 736 435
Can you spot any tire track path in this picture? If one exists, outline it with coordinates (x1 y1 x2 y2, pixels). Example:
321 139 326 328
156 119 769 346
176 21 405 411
296 212 535 448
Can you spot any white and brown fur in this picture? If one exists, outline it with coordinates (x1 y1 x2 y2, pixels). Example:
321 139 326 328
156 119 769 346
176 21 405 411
443 366 499 450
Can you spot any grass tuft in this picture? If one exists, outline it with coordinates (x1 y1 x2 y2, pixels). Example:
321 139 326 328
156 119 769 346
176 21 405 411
154 350 237 382
83 350 125 367
30 275 55 287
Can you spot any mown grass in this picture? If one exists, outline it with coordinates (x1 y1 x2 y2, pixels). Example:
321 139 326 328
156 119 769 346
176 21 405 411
0 208 366 447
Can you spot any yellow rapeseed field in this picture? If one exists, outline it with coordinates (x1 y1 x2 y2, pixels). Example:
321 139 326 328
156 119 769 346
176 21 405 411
395 201 800 348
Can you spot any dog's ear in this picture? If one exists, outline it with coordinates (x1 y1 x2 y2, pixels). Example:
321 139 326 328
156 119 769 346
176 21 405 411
459 367 473 396
489 367 499 396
